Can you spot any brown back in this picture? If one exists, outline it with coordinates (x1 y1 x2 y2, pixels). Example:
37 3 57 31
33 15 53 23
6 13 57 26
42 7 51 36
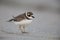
13 13 26 21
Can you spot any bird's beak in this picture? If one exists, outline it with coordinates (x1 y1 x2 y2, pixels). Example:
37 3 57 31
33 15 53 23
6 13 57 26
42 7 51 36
32 16 35 18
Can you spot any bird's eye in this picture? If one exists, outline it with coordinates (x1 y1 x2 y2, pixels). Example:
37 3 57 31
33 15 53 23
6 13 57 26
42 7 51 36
28 15 30 17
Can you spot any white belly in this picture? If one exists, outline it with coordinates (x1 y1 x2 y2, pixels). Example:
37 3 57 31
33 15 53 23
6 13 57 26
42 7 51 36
13 19 32 25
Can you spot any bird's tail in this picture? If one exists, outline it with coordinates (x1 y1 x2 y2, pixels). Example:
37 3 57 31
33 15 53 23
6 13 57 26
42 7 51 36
8 19 15 22
7 16 16 22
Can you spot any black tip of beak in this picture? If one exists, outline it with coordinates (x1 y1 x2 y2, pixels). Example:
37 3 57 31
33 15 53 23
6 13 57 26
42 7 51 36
32 16 35 18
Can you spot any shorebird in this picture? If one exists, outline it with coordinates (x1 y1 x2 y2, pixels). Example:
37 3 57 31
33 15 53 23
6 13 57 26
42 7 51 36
8 12 35 33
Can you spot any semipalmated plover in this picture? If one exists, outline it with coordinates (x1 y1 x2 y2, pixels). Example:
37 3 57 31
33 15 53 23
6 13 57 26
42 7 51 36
8 12 35 33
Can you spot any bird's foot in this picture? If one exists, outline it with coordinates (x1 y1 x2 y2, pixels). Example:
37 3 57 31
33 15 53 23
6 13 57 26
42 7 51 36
22 32 28 33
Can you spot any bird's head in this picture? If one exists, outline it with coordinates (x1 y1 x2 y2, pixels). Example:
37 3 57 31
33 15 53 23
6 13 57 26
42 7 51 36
25 12 35 19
